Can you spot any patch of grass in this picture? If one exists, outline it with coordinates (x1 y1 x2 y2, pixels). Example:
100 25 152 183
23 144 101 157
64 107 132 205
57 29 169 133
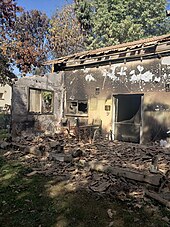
0 157 56 227
0 155 169 227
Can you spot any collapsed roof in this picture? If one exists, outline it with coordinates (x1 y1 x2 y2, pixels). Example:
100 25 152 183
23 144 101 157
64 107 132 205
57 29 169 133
44 33 170 71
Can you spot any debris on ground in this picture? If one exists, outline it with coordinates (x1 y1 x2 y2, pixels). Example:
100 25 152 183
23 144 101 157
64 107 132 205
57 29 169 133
0 132 170 210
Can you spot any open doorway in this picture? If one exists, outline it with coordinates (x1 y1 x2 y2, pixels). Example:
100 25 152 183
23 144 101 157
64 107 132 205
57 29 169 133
113 94 143 143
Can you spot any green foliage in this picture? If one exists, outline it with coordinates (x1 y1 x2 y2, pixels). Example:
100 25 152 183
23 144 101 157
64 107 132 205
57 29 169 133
0 51 15 85
42 91 52 102
74 0 170 49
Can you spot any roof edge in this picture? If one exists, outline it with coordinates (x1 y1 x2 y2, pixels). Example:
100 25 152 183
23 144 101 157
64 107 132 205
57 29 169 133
44 33 170 65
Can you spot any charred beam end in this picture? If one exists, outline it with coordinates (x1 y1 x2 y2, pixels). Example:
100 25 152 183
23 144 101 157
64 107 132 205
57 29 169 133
166 10 170 16
54 63 66 72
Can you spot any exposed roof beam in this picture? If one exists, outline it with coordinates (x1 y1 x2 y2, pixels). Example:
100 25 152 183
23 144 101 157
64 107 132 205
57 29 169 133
54 50 170 71
43 33 170 67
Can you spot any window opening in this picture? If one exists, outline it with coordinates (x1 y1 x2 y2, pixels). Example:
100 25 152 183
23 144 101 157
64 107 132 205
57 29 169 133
42 91 53 113
78 101 88 113
67 100 88 114
29 88 53 114
67 101 77 114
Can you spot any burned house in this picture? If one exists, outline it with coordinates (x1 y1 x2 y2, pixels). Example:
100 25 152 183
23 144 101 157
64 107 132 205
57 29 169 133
11 73 64 135
12 34 170 143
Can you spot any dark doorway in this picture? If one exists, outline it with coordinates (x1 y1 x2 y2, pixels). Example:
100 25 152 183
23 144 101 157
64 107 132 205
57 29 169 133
113 94 143 143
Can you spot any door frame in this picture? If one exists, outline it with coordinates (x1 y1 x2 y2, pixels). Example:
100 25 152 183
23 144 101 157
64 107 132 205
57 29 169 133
112 93 144 143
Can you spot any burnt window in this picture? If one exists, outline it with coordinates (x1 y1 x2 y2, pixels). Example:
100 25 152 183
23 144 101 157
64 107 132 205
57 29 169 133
29 88 53 114
78 101 88 113
67 101 77 114
67 100 88 115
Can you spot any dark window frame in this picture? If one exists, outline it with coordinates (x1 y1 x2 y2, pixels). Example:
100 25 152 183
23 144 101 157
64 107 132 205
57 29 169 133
66 100 88 115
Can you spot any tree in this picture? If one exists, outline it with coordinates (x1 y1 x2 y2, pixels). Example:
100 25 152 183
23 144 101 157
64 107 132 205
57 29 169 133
0 51 15 85
0 0 22 39
74 0 170 49
0 0 22 84
1 1 50 75
49 4 84 57
6 10 50 73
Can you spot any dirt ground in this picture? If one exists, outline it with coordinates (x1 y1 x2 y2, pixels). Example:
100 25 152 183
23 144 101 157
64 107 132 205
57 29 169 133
0 133 170 226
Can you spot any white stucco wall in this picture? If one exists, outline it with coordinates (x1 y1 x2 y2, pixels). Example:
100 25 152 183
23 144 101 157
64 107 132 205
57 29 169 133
0 84 12 110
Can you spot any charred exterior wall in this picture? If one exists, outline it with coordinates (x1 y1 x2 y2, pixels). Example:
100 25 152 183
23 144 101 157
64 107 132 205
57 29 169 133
12 73 64 136
142 92 170 143
64 56 170 142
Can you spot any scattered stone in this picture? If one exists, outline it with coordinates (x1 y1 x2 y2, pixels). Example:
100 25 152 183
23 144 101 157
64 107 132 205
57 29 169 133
49 141 58 148
24 146 42 156
50 153 73 163
72 149 83 158
162 216 170 223
161 192 170 200
134 218 140 223
89 181 111 192
12 137 21 143
107 209 113 219
26 171 37 177
64 154 73 163
109 221 114 227
50 153 64 162
134 203 142 209
1 133 170 210
3 151 12 156
78 159 86 167
0 141 9 149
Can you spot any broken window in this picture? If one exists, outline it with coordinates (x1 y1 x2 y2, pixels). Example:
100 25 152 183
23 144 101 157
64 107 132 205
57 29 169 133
67 100 88 115
67 101 77 114
29 88 53 114
78 101 88 113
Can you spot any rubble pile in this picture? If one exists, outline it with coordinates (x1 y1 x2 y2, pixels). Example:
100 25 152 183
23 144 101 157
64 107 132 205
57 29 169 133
0 133 170 211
